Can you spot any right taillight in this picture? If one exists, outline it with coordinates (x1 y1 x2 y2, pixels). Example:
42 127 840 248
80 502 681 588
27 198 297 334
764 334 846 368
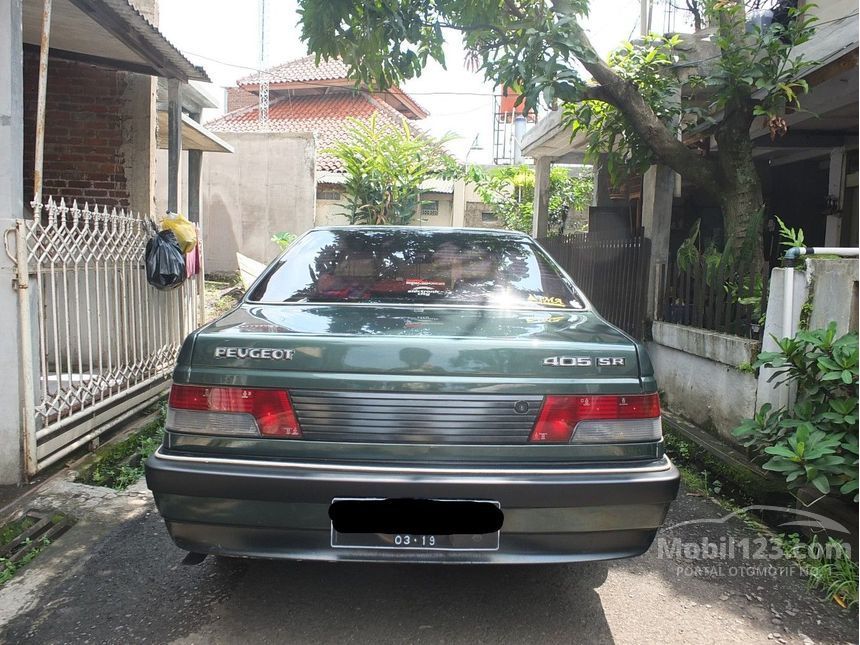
166 384 302 438
529 393 661 444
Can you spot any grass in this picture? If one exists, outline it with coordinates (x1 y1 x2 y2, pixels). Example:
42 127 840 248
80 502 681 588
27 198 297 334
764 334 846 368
204 273 243 322
76 403 166 490
776 533 859 609
664 426 859 610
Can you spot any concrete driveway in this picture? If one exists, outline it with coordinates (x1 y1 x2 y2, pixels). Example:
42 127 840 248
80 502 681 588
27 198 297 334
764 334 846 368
0 477 856 645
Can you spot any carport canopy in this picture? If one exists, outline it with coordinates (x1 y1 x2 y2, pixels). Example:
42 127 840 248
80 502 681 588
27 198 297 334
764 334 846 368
156 113 234 154
22 0 209 82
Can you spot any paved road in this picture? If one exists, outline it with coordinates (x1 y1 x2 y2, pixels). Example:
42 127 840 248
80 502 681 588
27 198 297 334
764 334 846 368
0 485 856 644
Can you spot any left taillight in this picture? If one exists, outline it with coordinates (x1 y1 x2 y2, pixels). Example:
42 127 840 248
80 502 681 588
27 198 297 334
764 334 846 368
166 384 302 438
529 393 661 444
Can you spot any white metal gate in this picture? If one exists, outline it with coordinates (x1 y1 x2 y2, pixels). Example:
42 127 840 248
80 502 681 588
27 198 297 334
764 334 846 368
8 197 202 475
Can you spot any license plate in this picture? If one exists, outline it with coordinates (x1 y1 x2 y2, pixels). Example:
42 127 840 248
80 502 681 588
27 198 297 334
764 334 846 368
329 498 502 551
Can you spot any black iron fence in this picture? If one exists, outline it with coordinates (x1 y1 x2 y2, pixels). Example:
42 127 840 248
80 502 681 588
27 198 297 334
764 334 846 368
538 234 651 339
657 256 769 339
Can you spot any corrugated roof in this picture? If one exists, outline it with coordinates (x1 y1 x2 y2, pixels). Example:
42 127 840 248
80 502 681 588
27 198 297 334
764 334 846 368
205 91 409 172
793 12 859 72
87 0 209 81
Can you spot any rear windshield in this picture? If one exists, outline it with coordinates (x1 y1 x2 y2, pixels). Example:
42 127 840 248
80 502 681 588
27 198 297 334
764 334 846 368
249 229 585 310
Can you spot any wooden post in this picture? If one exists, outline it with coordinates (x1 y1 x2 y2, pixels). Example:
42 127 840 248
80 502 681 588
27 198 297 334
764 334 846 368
167 78 182 213
33 0 53 206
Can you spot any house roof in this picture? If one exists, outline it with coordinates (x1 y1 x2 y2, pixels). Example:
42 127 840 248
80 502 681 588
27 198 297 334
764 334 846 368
235 55 428 119
21 0 209 82
237 55 350 86
205 91 409 173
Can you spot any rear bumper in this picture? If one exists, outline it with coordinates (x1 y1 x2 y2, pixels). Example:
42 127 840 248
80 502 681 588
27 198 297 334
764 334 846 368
145 448 680 564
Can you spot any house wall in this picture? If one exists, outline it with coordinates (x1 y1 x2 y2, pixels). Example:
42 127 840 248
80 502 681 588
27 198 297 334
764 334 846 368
418 192 453 227
202 131 316 273
464 201 499 228
313 190 457 227
22 51 135 208
225 86 258 113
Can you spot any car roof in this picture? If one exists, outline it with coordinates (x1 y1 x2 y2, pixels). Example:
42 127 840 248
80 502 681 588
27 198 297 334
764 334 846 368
310 226 532 239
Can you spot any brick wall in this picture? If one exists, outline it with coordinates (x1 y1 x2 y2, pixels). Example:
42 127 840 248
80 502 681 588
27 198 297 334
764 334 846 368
23 50 130 208
225 86 258 113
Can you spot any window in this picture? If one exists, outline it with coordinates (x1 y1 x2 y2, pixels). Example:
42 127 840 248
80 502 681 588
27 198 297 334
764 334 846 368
249 228 585 310
421 200 439 218
481 212 497 223
316 188 341 201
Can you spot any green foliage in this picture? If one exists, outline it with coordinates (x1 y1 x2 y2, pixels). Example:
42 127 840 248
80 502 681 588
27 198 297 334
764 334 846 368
297 0 819 252
466 165 592 235
326 115 460 225
77 404 166 490
0 536 51 586
776 215 806 250
776 532 859 608
733 323 859 499
675 217 765 324
563 34 685 181
703 1 818 131
737 361 754 374
802 536 859 609
271 232 297 250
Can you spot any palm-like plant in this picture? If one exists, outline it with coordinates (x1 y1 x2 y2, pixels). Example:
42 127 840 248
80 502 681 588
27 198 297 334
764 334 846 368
327 115 460 225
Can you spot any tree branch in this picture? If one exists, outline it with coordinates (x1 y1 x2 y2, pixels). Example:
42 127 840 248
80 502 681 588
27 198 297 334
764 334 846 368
579 85 616 105
564 20 721 198
503 0 526 20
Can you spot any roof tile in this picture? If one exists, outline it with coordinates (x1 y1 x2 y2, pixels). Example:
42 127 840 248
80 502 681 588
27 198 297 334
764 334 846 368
237 55 350 86
205 92 408 173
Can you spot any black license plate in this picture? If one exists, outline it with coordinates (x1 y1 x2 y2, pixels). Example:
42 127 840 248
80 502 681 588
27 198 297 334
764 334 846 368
329 498 502 551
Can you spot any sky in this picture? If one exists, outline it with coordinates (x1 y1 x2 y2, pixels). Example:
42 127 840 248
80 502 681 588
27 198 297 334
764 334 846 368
157 0 693 165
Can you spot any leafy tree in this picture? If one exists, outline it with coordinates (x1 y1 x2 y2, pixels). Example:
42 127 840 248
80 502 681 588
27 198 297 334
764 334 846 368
327 115 460 225
467 165 593 235
299 0 817 271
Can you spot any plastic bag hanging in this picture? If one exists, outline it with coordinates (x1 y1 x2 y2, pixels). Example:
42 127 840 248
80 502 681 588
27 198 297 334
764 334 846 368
145 227 186 291
162 213 198 253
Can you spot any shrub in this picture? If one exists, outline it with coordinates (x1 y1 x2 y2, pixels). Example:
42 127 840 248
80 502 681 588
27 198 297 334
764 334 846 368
734 323 858 500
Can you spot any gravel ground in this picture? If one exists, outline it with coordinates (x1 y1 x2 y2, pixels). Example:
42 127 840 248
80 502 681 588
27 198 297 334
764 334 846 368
0 481 856 645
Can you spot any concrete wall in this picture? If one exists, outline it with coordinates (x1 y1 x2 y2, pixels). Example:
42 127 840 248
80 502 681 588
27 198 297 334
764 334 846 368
122 73 157 216
649 323 760 444
201 132 316 273
807 258 859 335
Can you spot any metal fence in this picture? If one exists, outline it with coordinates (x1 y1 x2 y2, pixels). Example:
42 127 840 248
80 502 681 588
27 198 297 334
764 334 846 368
8 197 202 475
538 234 651 339
656 256 769 339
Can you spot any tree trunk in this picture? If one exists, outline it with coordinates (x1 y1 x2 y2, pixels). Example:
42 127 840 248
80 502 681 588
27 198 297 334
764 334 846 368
714 99 765 277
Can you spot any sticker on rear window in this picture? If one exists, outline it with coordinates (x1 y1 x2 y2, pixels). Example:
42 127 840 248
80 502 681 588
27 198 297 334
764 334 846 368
528 294 566 308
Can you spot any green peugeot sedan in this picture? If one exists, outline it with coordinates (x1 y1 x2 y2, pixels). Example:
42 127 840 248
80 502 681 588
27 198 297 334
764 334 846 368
145 226 679 564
